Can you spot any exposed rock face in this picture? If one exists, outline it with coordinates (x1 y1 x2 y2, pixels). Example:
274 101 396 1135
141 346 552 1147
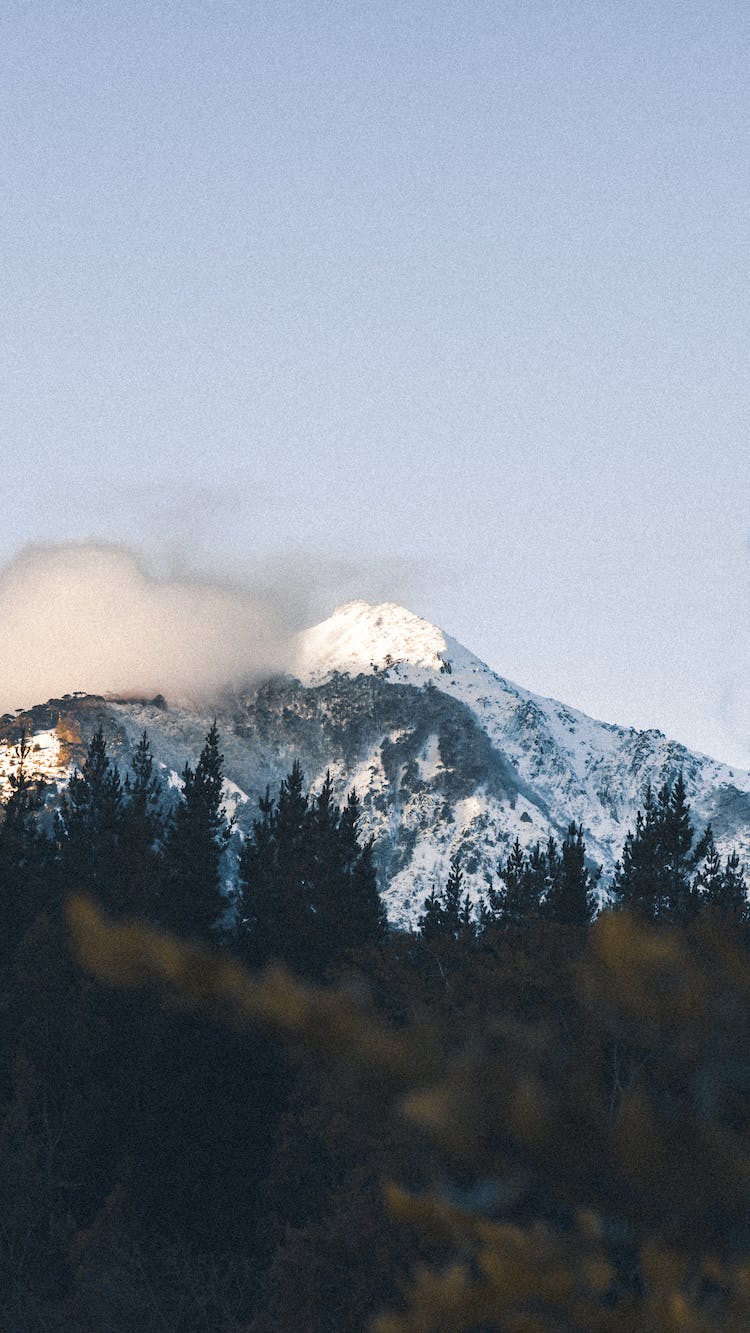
1 601 749 928
54 711 84 767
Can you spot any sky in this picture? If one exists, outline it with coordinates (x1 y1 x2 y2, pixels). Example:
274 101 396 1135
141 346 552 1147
1 1 749 765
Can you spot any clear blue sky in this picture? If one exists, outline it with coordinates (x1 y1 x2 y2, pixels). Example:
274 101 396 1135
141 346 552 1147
2 1 749 764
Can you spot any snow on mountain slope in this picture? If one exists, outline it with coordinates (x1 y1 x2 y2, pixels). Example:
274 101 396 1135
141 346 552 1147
290 600 750 920
2 599 750 928
296 601 750 822
294 600 451 680
0 728 64 798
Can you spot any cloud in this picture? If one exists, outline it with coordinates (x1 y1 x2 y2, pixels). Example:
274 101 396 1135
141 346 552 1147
0 543 297 714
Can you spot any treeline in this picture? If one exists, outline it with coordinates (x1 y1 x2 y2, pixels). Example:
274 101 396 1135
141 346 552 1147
0 723 389 1330
419 773 748 941
0 725 385 968
1 725 750 1329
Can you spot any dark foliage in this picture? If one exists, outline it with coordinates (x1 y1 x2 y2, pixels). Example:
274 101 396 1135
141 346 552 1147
0 733 48 960
418 852 477 943
483 824 597 932
614 775 748 925
56 726 125 908
160 721 231 938
238 763 386 981
0 726 749 1330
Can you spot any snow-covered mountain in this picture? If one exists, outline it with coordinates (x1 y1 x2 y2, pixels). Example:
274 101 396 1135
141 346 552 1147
2 599 750 928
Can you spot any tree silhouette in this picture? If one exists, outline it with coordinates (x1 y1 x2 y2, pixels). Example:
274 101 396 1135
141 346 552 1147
240 765 385 979
160 722 231 939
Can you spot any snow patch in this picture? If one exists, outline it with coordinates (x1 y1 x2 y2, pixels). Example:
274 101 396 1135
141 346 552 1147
417 734 444 782
0 728 67 798
294 600 449 683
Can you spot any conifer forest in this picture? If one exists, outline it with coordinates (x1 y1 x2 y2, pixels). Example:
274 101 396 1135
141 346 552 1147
2 725 750 1330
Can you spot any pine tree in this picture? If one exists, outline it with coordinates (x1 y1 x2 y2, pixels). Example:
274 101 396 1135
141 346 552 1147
693 824 723 901
124 732 163 838
307 769 342 946
542 822 596 927
239 785 279 965
258 759 312 971
441 853 467 936
56 726 124 907
160 722 231 939
614 776 702 923
719 851 748 920
0 732 48 960
418 853 476 944
660 774 697 921
458 890 475 939
613 785 664 919
239 765 385 980
117 731 165 920
484 838 541 929
335 788 387 954
273 760 310 914
694 826 748 920
418 887 444 940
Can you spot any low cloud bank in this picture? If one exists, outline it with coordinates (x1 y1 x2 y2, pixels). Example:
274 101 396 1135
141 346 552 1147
0 544 298 714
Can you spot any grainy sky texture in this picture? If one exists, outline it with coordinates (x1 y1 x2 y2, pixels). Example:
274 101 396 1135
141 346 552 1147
1 2 749 764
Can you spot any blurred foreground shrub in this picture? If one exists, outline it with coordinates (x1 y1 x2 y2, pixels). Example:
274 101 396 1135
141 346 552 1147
68 898 750 1331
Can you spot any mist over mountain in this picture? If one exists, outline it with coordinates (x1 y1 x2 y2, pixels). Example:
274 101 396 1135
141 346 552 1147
4 597 749 928
0 544 298 713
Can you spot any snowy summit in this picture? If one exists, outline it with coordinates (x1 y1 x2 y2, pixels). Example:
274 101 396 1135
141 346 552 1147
293 599 451 682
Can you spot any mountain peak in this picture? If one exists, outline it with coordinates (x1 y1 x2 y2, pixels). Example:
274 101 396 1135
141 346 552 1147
293 599 450 683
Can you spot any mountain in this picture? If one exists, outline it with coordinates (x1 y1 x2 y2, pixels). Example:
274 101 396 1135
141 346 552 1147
2 599 749 927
